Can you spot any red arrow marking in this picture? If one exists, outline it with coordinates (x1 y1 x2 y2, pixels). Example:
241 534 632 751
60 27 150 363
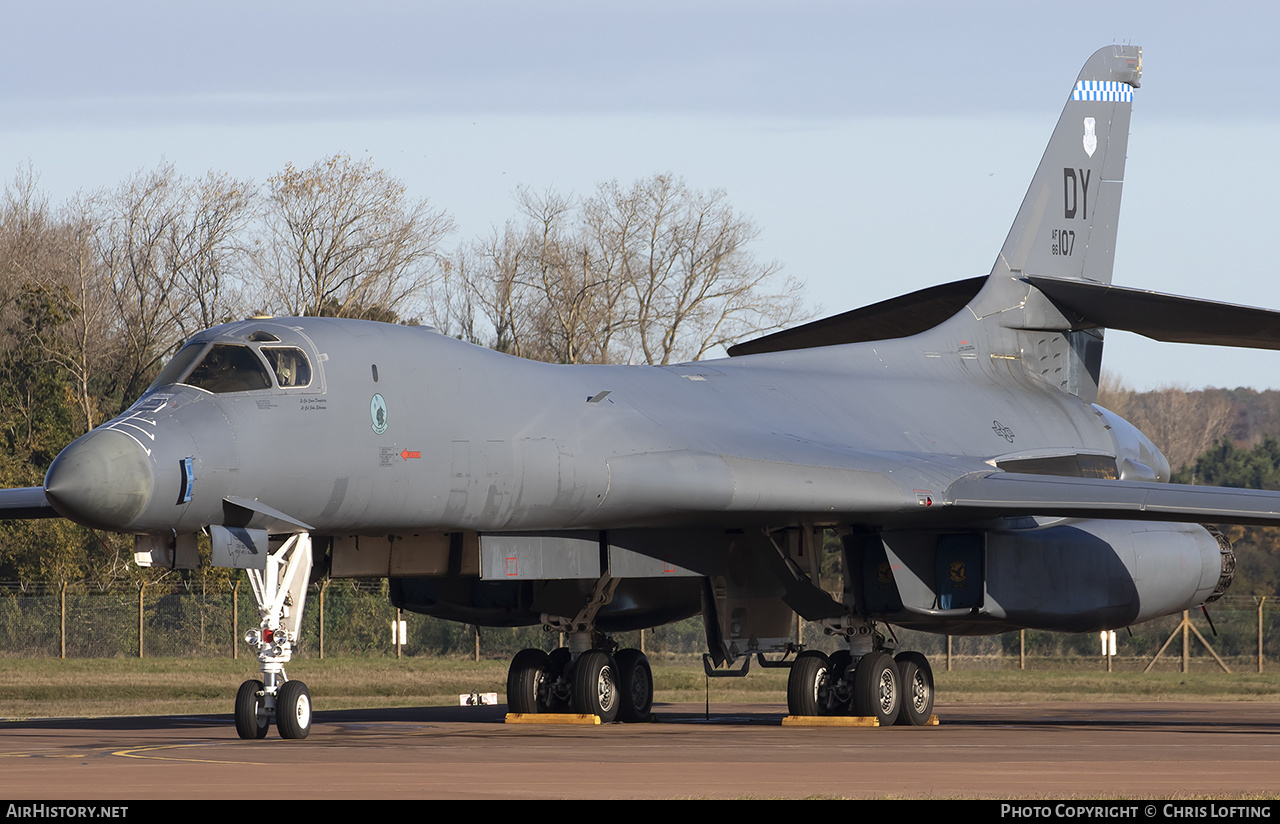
401 450 421 460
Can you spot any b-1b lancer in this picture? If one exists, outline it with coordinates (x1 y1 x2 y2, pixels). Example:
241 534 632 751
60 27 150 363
6 44 1280 739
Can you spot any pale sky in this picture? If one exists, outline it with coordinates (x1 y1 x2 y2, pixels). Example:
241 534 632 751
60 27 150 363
3 1 1279 390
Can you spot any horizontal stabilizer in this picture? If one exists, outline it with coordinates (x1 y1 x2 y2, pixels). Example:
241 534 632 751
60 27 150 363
727 277 984 356
1027 276 1280 349
0 487 58 520
945 472 1280 526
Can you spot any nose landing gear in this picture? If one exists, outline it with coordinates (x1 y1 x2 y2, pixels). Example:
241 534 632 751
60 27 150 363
234 533 314 740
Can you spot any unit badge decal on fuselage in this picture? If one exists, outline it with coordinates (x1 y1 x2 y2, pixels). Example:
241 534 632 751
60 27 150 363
370 394 388 435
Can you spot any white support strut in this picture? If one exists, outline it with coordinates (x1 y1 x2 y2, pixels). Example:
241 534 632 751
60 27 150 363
243 533 312 697
235 532 316 740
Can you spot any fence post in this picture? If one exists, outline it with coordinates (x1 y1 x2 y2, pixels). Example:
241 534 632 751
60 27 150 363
319 579 328 660
1019 629 1026 670
59 581 66 659
138 582 145 659
1181 610 1189 673
232 580 238 660
946 635 953 671
1260 596 1267 675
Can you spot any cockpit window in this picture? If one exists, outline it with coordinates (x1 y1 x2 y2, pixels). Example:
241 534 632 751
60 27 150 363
183 344 272 394
148 341 207 391
262 347 312 388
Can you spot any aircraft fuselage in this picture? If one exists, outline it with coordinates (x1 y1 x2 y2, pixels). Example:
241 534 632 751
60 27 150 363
44 315 1142 539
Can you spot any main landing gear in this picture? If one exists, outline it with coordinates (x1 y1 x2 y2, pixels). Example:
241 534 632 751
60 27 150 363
506 576 653 723
786 627 935 725
506 637 654 723
235 533 314 740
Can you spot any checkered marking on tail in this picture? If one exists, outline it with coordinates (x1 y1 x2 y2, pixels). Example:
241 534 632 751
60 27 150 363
1071 80 1132 102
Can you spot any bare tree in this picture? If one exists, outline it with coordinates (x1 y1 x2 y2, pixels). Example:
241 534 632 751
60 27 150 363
427 251 482 347
168 171 256 333
259 154 454 321
602 175 805 365
46 197 112 431
0 167 71 451
1095 371 1132 415
455 223 537 358
451 175 805 366
92 163 190 406
446 190 601 364
85 164 259 411
505 187 609 364
0 166 55 354
1098 373 1236 471
577 184 640 363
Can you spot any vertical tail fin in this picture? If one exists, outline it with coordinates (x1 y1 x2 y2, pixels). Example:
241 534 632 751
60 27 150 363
992 45 1141 286
969 46 1141 402
726 46 1145 402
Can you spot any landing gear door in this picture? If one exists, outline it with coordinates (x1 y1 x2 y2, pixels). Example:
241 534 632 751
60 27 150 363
702 575 795 665
701 532 797 664
845 532 903 613
854 531 986 615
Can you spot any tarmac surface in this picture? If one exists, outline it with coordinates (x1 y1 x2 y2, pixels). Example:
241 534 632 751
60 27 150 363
2 701 1279 800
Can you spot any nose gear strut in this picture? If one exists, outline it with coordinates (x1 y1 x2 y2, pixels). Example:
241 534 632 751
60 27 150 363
235 533 314 740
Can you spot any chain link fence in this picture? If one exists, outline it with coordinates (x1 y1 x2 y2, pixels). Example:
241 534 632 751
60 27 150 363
0 579 708 660
0 581 1275 671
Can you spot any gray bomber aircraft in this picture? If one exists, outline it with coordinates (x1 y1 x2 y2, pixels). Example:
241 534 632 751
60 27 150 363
6 44 1280 739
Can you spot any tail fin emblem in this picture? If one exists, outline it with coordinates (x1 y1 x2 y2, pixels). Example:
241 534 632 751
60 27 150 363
1083 117 1097 157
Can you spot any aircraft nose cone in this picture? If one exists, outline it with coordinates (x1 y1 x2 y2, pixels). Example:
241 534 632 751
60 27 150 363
45 429 153 530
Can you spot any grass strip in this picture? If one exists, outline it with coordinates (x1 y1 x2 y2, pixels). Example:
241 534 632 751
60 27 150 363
1 656 1277 719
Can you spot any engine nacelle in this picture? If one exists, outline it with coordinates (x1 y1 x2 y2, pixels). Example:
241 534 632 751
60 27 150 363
850 519 1233 634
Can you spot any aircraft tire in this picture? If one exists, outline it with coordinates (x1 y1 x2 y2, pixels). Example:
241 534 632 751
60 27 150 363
507 648 551 714
786 650 830 716
276 680 312 740
851 651 900 726
614 648 653 723
893 651 934 726
235 679 270 740
570 649 619 723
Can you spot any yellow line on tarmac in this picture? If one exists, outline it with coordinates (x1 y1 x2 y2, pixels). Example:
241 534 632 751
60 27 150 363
112 743 272 765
